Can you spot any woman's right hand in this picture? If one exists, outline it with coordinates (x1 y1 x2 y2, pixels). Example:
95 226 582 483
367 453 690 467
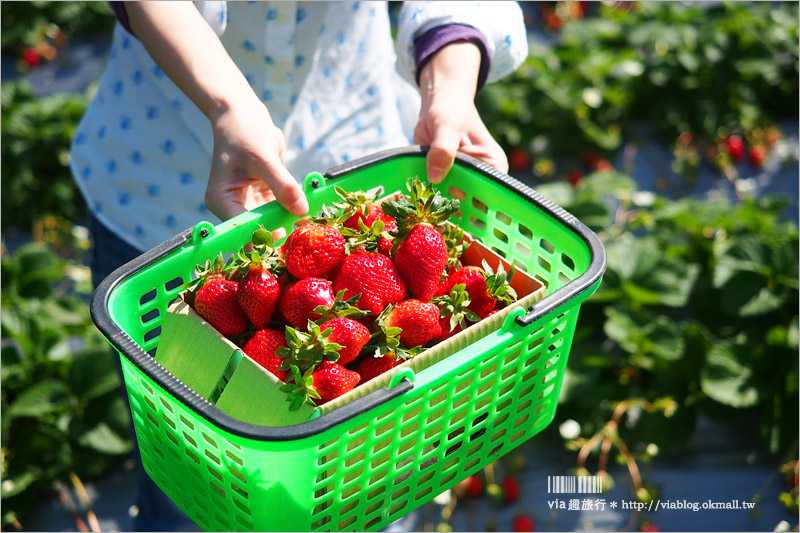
205 98 309 221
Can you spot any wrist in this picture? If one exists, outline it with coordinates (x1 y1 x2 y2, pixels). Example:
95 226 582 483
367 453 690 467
419 41 482 109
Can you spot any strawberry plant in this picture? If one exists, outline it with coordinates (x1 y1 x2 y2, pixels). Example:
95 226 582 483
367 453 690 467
535 171 798 467
1 243 132 529
1 80 93 233
476 2 799 184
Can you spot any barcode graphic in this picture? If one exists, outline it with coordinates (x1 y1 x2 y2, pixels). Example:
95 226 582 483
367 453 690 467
547 475 603 494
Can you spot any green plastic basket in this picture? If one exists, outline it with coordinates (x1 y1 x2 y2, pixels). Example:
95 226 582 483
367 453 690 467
92 147 606 532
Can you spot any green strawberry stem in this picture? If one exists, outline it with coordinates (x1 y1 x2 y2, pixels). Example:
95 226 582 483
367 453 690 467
332 185 380 217
432 283 481 332
481 259 518 305
275 321 343 373
381 177 460 244
365 305 425 360
181 252 235 292
312 289 370 322
279 365 321 411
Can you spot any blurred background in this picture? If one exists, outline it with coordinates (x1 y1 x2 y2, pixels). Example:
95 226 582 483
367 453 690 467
1 2 797 532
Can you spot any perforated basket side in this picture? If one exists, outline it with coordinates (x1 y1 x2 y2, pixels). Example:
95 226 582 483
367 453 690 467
306 306 582 531
121 356 258 531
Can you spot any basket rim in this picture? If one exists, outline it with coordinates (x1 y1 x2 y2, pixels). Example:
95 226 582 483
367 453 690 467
90 146 606 442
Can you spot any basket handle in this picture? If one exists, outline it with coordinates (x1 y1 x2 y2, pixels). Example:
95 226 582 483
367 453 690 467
317 146 607 329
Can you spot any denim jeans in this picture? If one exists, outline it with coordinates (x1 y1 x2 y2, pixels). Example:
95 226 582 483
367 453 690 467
89 216 196 532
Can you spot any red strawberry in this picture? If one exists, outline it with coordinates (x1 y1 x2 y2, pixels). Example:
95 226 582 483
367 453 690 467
509 148 531 171
448 266 496 317
512 513 535 532
567 169 583 187
279 277 335 328
242 329 288 381
466 474 484 498
284 223 346 278
311 361 361 404
319 317 370 365
501 476 520 503
22 47 41 68
726 134 744 162
394 224 448 301
344 202 382 231
748 144 767 168
333 186 384 231
333 251 406 318
436 316 463 342
356 353 399 382
195 278 248 336
377 214 397 256
187 253 248 337
432 283 480 342
447 262 517 318
236 228 283 327
594 158 612 172
237 265 280 327
382 179 460 302
385 299 442 348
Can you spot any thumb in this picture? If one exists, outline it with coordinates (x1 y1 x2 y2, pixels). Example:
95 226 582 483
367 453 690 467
265 163 309 217
426 123 461 184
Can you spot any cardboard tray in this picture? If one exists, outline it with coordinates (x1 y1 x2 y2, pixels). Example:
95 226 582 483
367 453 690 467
155 238 545 427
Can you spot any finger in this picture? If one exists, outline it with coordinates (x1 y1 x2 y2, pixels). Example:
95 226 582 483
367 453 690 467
264 163 309 217
426 123 460 183
205 159 246 221
461 141 509 174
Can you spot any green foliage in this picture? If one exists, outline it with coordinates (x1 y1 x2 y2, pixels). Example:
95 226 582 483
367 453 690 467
1 243 132 529
1 80 92 232
477 2 799 166
544 174 798 457
1 1 113 55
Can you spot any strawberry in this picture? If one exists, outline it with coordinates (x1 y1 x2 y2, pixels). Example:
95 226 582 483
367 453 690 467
382 178 460 302
432 283 481 342
567 169 583 187
333 251 406 318
235 228 282 328
356 353 399 382
377 214 397 256
509 148 531 171
466 474 484 498
186 253 248 337
309 361 361 404
333 186 384 231
726 134 744 162
284 223 346 278
384 299 442 348
279 277 335 328
447 261 517 318
275 321 347 409
749 144 767 168
195 278 248 336
594 158 612 172
501 475 520 503
512 513 535 532
241 328 288 381
319 317 370 365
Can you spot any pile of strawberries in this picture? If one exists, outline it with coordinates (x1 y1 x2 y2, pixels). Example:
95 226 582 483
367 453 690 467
183 178 517 410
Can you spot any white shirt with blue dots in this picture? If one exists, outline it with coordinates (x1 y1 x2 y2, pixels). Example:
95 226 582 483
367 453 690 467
70 1 527 252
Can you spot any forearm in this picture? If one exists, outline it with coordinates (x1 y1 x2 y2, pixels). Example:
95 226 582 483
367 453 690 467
418 41 482 109
126 1 260 122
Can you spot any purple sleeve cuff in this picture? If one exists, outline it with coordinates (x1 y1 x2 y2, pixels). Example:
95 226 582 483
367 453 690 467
413 23 491 92
109 2 135 38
